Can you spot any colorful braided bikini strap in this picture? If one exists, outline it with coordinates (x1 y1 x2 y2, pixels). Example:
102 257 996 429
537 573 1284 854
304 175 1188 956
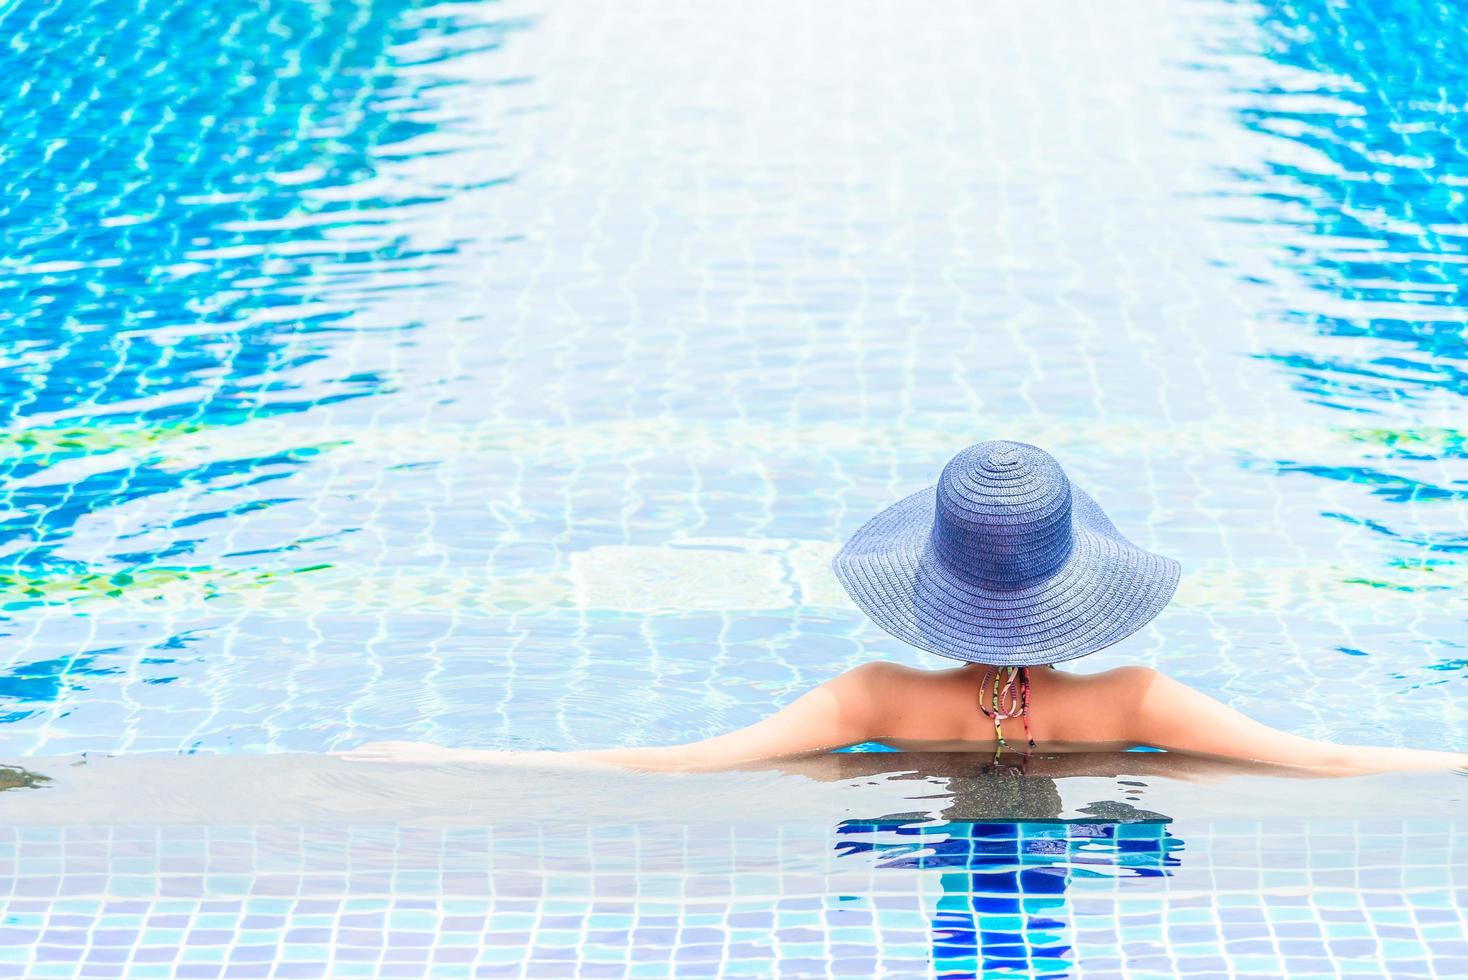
976 664 1035 754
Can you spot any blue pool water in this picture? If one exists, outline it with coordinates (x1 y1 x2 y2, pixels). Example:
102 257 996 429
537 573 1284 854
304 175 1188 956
0 0 1465 975
0 0 1462 759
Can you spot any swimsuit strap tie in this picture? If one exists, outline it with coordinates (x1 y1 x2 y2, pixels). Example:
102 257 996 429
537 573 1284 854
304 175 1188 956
977 664 1038 761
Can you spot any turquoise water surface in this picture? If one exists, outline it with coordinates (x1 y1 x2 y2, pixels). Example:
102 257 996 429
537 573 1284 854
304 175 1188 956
0 0 1461 759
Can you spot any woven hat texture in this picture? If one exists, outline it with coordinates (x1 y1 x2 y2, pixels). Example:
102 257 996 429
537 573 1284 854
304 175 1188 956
831 440 1180 666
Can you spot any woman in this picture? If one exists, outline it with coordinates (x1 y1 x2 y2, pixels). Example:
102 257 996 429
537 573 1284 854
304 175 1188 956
338 440 1467 776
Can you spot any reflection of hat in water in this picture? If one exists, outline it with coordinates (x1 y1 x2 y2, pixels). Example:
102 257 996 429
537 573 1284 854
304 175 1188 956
940 767 1172 824
832 440 1180 667
943 766 1064 822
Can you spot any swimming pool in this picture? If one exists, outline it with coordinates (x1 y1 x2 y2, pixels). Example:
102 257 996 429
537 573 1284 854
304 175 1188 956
0 0 1463 974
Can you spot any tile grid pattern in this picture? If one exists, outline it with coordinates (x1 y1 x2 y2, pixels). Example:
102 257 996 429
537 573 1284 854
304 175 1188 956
0 0 1460 759
0 819 1462 978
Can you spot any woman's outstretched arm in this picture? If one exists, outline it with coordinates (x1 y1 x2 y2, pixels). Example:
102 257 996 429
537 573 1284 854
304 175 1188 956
560 662 890 770
335 662 891 770
1120 667 1468 774
336 663 1468 775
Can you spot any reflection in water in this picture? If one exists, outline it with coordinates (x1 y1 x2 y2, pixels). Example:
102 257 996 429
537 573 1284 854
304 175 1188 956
0 0 1459 761
1233 0 1466 394
0 0 530 746
0 764 48 792
1211 0 1467 592
0 0 524 600
827 754 1181 977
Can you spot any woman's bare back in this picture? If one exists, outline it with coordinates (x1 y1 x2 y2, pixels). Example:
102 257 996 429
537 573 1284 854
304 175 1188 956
858 662 1143 749
864 662 1465 772
338 661 1468 775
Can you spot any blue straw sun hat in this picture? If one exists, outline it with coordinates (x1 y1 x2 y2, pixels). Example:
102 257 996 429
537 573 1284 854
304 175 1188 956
831 439 1180 667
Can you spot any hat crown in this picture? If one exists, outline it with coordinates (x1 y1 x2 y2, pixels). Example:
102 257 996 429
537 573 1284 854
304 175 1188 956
931 440 1074 588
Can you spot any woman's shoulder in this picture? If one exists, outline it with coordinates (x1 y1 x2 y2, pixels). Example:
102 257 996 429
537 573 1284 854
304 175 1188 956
1027 664 1174 744
1057 663 1159 682
838 660 945 684
1045 664 1166 695
828 660 974 711
829 661 940 702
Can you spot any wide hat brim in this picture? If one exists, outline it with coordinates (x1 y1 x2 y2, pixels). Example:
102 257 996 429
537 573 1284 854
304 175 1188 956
831 485 1180 667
